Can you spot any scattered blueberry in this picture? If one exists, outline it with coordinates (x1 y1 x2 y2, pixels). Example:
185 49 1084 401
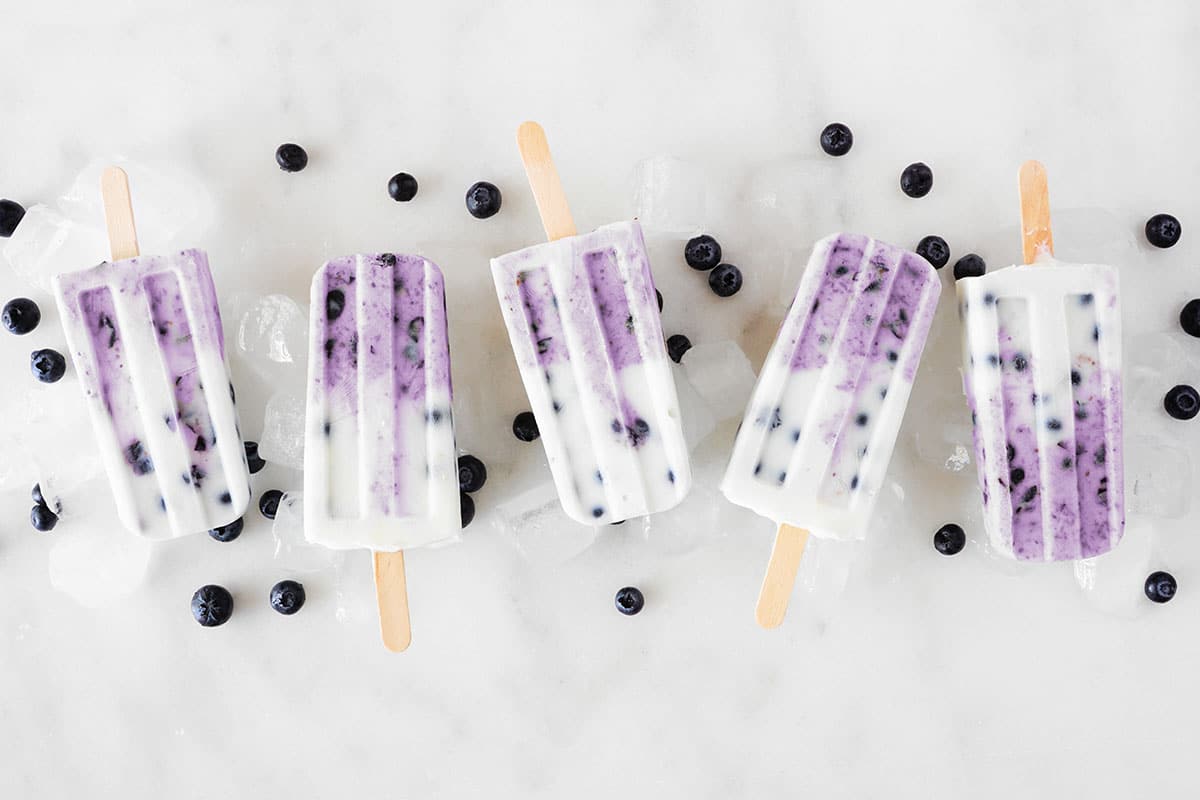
915 236 950 269
465 181 502 219
258 489 283 520
656 289 663 313
387 172 419 202
1145 213 1181 248
1164 384 1200 420
953 254 987 280
1145 571 1177 603
244 441 266 474
666 334 692 364
191 585 234 627
684 234 722 271
900 162 934 198
208 517 244 542
0 199 26 238
512 411 540 442
269 580 306 615
614 586 645 616
1180 299 1200 338
708 263 743 298
30 348 66 383
30 503 58 532
460 491 475 528
819 122 853 157
933 523 966 555
275 143 308 172
2 298 40 334
457 454 488 493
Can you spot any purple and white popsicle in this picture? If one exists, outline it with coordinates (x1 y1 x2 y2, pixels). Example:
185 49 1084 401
303 252 460 551
53 249 251 538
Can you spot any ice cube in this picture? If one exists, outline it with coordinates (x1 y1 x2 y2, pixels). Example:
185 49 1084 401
671 363 717 451
1073 521 1153 618
230 293 309 387
1126 434 1191 520
260 390 306 470
24 381 103 501
491 447 597 565
680 340 756 421
272 491 343 572
795 535 863 604
2 204 108 292
630 156 708 234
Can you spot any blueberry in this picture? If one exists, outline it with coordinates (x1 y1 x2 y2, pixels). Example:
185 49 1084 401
708 263 743 298
0 199 25 237
1145 571 1177 603
684 234 722 271
655 289 663 312
1145 213 1181 248
31 482 45 506
900 162 933 198
666 334 692 364
258 489 283 520
512 411 540 442
915 236 950 269
30 348 66 383
460 491 476 528
269 580 306 615
465 181 502 219
2 298 40 334
952 254 987 280
387 172 419 202
614 586 645 616
191 585 234 626
275 143 308 172
1178 299 1200 338
326 289 346 321
457 454 488 493
30 503 58 532
933 523 966 555
243 441 266 474
819 122 853 157
1164 384 1200 420
208 517 244 542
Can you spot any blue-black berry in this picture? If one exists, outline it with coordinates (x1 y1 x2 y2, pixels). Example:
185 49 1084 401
208 517 244 542
2 298 40 334
460 491 475 528
1180 299 1200 338
465 181 502 219
275 143 308 172
1145 571 1177 603
457 454 488 493
684 235 722 271
30 349 66 383
916 236 950 269
30 503 58 532
1145 214 1181 248
933 523 966 555
708 263 742 298
820 123 853 156
666 334 692 364
512 411 539 442
953 254 987 281
269 580 306 615
191 585 234 626
615 586 645 616
244 441 266 474
1164 384 1199 420
258 489 283 520
900 162 933 198
387 172 419 202
0 199 25 238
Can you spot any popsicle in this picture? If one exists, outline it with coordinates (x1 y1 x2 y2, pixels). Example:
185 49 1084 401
721 233 942 627
52 167 250 538
957 161 1124 561
490 122 690 526
303 251 460 650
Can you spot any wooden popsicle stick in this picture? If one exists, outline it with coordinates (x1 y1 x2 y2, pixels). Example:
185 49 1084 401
517 121 577 242
1018 160 1054 264
101 166 140 261
755 524 810 629
374 551 412 652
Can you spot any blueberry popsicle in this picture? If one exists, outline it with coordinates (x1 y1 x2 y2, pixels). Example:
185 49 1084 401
52 169 250 538
491 123 690 526
957 161 1124 560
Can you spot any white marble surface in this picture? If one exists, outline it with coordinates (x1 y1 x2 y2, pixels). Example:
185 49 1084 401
2 2 1200 797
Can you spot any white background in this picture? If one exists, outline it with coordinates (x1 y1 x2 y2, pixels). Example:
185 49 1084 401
2 2 1199 797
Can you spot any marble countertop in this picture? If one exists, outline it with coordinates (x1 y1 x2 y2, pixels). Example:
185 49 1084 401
2 2 1199 797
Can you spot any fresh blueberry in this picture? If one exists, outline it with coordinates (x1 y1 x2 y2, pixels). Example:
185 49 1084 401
512 411 540 442
191 585 234 627
30 503 58 532
269 580 306 615
933 523 966 555
258 489 283 520
1145 214 1181 248
953 254 987 280
1180 299 1200 338
208 517 244 542
900 162 933 198
2 298 40 334
0 199 25 237
465 181 502 219
1145 571 1177 603
666 334 692 364
819 122 853 156
614 586 645 616
275 143 308 172
1164 384 1200 420
30 348 66 383
916 236 950 269
708 263 743 298
684 235 722 271
243 441 266 474
656 289 663 313
457 454 488 493
387 172 419 202
460 491 475 528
